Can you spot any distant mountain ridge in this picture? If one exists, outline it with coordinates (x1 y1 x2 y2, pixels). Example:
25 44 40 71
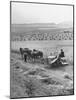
11 22 73 34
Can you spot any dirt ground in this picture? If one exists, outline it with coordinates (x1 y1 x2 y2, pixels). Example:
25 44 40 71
10 50 74 98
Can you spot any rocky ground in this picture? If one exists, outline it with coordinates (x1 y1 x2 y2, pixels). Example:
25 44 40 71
10 52 74 98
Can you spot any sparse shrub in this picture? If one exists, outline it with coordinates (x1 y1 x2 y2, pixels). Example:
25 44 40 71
41 78 62 85
64 73 72 80
12 31 73 41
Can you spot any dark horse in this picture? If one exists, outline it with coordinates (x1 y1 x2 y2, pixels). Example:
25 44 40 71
20 48 29 58
19 47 32 61
31 49 43 59
20 48 43 62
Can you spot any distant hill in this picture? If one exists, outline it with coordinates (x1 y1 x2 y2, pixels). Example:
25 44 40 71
11 22 73 35
57 21 73 28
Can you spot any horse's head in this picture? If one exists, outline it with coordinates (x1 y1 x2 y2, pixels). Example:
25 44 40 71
20 48 23 53
20 48 22 51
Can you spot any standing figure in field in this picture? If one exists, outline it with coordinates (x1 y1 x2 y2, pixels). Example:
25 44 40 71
59 49 65 58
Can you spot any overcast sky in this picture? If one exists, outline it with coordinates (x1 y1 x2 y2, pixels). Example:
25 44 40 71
11 2 73 24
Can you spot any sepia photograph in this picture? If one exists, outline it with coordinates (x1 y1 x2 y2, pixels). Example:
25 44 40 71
10 1 74 99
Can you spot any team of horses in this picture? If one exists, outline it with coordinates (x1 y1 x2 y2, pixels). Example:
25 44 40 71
20 48 43 62
19 47 67 67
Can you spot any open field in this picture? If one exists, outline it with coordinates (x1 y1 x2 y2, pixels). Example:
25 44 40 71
11 40 73 57
10 40 74 98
